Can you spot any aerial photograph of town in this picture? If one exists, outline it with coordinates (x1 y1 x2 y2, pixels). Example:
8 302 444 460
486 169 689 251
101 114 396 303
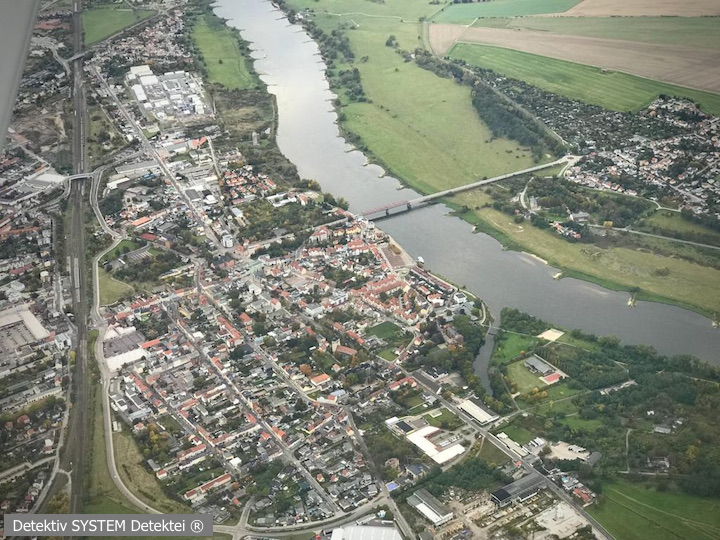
0 0 718 539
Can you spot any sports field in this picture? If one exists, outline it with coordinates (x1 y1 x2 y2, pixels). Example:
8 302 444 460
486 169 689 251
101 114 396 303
192 14 256 90
283 0 543 194
82 7 155 45
432 0 581 24
449 43 720 114
471 16 720 51
588 481 720 540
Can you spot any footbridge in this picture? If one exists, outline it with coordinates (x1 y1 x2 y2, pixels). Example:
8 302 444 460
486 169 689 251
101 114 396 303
360 156 572 219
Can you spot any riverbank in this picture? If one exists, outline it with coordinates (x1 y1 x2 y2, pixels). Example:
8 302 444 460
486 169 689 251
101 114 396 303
445 199 720 318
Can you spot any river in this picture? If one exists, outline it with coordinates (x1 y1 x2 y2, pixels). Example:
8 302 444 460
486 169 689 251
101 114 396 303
213 0 720 364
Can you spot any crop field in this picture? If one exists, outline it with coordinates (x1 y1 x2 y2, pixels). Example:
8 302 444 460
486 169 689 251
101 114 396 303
565 0 720 17
192 14 256 90
471 16 720 51
431 0 581 24
588 481 720 540
284 0 543 194
449 43 720 114
447 27 720 95
83 7 155 45
448 200 720 315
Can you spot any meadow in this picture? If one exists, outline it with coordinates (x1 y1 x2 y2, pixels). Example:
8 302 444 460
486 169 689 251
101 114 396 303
83 6 155 45
506 360 544 393
449 43 720 114
98 267 133 306
192 14 256 90
447 198 720 316
588 481 720 540
284 0 543 194
432 0 581 23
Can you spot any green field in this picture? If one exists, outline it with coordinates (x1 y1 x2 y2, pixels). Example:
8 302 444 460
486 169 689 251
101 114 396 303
424 407 461 428
98 267 133 305
638 211 720 247
432 0 580 23
588 481 720 540
471 16 720 51
367 321 402 339
507 360 544 393
492 333 538 364
476 439 511 466
500 424 535 445
448 201 720 316
284 0 543 194
450 43 720 114
83 7 155 45
192 14 256 90
113 429 191 514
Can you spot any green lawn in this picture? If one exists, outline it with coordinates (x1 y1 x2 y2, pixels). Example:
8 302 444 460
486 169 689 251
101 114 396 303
284 0 543 194
378 348 398 361
507 360 544 393
449 43 720 114
367 321 402 339
98 267 133 306
492 333 538 364
500 424 535 445
476 439 511 466
192 14 256 90
471 17 720 51
588 481 720 540
83 7 155 45
433 0 580 23
447 202 720 317
424 407 461 429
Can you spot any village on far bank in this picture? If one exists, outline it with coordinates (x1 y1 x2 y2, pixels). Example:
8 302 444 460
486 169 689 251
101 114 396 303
1 2 719 540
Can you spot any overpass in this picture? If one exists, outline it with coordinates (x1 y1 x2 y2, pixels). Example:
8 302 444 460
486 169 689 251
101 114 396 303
360 156 573 219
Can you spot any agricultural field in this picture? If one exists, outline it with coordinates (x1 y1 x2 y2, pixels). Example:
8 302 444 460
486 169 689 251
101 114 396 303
82 6 155 45
431 0 581 24
449 43 720 115
565 0 720 17
588 481 720 540
192 14 256 90
447 28 720 95
447 199 720 316
471 17 720 51
284 0 544 194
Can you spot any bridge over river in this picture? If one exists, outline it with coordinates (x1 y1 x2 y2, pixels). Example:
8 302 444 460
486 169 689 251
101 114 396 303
360 156 574 219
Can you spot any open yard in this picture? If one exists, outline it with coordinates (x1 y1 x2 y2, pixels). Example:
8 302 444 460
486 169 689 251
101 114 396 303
284 0 544 195
431 0 581 23
507 360 544 394
100 239 141 264
448 198 720 316
82 6 155 45
449 43 720 114
446 28 720 96
98 267 133 306
192 14 256 90
588 480 720 540
500 424 535 445
367 321 402 340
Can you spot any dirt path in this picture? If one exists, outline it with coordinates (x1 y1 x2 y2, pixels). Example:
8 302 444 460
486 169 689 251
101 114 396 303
440 25 720 94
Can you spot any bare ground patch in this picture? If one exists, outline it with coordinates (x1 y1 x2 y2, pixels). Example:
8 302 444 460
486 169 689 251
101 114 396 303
428 23 467 55
565 0 720 16
450 27 720 93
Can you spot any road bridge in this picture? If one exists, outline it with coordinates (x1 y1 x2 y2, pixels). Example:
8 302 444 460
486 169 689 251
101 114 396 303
360 157 573 219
